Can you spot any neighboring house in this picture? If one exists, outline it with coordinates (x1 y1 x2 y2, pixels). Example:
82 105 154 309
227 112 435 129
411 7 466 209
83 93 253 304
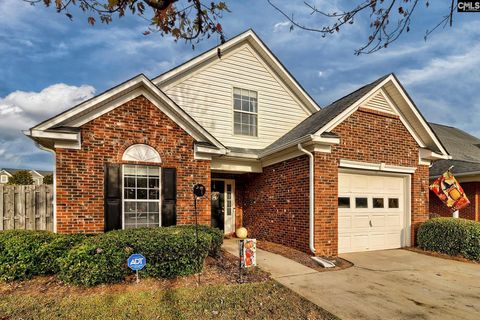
429 123 480 221
24 29 449 255
0 168 53 185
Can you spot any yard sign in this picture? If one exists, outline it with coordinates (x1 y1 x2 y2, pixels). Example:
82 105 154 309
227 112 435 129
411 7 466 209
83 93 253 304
239 238 256 268
128 254 146 283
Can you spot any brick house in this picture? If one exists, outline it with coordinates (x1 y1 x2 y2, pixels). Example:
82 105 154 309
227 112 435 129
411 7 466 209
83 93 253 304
25 30 450 256
429 123 480 221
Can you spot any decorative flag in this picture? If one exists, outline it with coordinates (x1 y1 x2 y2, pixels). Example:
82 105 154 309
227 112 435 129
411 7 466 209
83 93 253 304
239 239 257 268
430 170 470 212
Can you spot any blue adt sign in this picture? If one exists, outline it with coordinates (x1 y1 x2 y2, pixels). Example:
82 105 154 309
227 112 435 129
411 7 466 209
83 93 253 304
128 254 146 271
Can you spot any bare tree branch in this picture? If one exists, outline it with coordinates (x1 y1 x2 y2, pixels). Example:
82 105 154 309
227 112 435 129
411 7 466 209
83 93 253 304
267 0 457 55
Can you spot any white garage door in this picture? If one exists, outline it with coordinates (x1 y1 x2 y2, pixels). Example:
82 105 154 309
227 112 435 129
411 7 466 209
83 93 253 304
338 171 409 253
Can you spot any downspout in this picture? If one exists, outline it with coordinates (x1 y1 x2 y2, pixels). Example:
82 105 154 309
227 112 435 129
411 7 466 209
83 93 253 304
36 143 57 233
298 143 316 254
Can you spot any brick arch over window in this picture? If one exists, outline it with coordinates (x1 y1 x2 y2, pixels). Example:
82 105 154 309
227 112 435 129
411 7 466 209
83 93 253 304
122 144 162 163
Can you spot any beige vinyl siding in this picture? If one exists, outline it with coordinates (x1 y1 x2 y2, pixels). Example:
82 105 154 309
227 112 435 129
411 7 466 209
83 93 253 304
363 90 396 115
163 44 311 149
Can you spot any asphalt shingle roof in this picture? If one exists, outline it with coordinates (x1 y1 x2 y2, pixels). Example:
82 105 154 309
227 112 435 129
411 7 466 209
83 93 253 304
429 123 480 177
263 74 390 154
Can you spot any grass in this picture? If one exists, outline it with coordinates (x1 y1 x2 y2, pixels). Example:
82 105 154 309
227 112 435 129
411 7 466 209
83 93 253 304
0 280 337 320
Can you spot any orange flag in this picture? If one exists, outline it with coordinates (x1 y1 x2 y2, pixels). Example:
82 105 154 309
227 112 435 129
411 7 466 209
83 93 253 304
430 170 470 212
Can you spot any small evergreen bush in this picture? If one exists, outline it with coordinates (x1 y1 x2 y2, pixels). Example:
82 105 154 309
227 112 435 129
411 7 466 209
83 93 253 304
417 218 480 261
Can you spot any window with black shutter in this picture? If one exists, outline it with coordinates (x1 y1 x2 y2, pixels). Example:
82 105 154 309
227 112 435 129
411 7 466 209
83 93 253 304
104 164 122 231
123 165 161 228
161 168 177 227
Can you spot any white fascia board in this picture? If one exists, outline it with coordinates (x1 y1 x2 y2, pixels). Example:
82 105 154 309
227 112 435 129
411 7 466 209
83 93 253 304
419 148 451 161
211 158 262 173
26 129 79 141
153 30 320 114
195 144 227 155
339 159 417 174
258 135 339 158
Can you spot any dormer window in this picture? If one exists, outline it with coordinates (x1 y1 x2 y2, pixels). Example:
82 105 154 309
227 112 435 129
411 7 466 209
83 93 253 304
233 88 258 136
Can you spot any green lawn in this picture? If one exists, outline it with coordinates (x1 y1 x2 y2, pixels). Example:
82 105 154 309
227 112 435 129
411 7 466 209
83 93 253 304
0 280 338 320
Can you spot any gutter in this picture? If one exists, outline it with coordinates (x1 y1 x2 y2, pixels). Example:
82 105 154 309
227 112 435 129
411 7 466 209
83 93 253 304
297 143 316 254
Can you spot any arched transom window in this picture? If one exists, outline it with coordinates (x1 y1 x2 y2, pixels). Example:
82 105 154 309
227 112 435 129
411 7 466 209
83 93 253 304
122 144 161 229
122 144 161 163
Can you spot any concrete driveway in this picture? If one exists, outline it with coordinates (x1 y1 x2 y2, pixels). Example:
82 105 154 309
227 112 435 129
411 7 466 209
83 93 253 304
223 240 480 320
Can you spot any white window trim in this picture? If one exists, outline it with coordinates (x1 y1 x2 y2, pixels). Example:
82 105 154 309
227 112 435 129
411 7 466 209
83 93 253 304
232 87 259 137
121 165 162 229
0 175 7 183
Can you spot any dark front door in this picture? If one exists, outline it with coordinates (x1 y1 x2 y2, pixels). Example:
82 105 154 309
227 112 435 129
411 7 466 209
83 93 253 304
211 180 225 230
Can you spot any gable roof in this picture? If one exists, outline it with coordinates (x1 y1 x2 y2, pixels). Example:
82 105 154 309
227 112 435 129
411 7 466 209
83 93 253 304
263 73 449 159
26 74 226 151
153 29 320 114
263 74 390 154
429 123 480 177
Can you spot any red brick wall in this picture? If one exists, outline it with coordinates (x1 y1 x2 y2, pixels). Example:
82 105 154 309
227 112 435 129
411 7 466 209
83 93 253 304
429 181 479 221
242 108 430 255
55 95 210 233
242 156 310 252
312 108 429 255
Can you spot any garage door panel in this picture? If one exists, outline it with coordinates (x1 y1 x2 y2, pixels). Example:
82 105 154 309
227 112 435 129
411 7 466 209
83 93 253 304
371 214 386 227
338 215 351 229
353 214 370 228
386 214 401 226
338 171 408 254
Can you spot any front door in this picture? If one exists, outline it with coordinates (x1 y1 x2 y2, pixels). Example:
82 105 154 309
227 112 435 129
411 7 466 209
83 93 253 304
211 179 235 234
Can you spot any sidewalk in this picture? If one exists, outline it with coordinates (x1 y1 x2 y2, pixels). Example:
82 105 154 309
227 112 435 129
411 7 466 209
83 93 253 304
223 238 318 279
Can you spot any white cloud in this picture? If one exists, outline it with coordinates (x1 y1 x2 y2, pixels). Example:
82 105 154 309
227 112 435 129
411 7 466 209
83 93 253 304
273 21 291 32
399 44 480 86
1 84 95 118
0 83 95 169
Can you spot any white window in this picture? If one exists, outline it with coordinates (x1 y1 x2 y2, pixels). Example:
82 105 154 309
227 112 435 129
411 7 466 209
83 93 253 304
0 175 7 183
233 88 258 136
123 165 161 228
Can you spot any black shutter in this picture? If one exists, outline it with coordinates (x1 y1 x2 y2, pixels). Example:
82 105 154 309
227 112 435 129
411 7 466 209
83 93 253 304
162 168 177 227
104 164 122 231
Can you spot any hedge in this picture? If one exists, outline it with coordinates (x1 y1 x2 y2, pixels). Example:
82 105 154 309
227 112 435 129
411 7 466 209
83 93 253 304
0 225 223 286
58 226 217 286
176 225 224 257
417 218 480 261
0 230 86 281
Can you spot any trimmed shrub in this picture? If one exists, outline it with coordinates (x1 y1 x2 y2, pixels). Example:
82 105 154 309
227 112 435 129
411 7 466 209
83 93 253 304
417 218 480 261
0 230 85 281
176 224 224 257
36 233 88 274
58 227 213 286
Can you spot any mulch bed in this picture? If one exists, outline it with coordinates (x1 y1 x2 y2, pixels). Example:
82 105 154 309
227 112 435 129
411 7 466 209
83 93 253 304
0 250 270 297
405 247 479 264
257 240 353 272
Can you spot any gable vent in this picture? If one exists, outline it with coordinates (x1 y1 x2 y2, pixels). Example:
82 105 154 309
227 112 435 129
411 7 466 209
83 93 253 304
364 90 397 115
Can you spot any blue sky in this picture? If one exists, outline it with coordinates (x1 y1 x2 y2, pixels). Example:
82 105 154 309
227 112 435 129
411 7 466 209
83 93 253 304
0 0 479 170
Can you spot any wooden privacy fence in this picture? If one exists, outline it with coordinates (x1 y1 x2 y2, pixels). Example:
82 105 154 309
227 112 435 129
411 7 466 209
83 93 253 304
0 185 54 231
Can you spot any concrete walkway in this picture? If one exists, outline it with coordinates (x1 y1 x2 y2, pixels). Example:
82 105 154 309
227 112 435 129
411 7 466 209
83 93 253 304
223 239 480 320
